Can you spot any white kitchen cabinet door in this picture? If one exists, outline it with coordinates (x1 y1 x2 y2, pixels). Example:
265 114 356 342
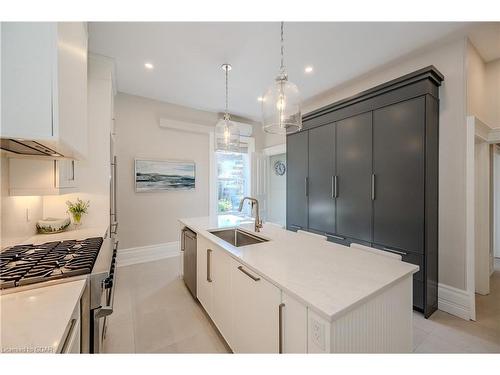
56 22 88 158
60 301 81 353
1 23 54 140
196 236 213 316
56 159 77 189
281 292 308 353
1 22 88 159
9 158 78 196
211 246 233 347
230 259 281 353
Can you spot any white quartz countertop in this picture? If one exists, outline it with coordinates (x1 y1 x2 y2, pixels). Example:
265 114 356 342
179 216 419 321
0 279 86 353
21 224 109 246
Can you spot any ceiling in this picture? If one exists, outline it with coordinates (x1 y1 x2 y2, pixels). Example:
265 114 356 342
88 22 496 121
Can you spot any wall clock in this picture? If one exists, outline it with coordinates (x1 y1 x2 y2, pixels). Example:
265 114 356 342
274 160 286 176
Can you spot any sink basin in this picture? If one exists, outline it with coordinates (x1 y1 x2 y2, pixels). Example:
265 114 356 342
208 228 269 247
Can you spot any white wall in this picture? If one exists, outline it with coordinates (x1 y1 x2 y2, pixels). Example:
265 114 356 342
0 154 44 248
266 37 469 291
114 93 217 249
466 41 488 123
267 153 286 226
485 59 500 128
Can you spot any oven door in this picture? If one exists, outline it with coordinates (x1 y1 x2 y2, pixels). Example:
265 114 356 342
92 239 118 353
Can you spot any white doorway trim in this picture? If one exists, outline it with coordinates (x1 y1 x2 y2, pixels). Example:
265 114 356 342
465 115 498 320
465 116 476 320
494 145 500 260
261 143 286 225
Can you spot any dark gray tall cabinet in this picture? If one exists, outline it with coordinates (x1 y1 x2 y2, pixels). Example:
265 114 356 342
308 124 335 234
286 131 308 231
286 66 443 318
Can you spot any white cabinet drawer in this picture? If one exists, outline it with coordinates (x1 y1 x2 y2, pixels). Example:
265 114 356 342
281 292 307 353
230 259 281 353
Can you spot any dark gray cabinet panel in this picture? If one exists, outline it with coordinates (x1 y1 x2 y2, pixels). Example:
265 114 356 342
308 123 335 233
286 131 308 231
373 97 425 254
336 112 372 241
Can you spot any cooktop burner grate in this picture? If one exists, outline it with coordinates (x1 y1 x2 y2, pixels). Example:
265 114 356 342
0 237 103 289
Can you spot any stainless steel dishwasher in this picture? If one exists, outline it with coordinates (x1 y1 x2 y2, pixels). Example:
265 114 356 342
181 227 197 298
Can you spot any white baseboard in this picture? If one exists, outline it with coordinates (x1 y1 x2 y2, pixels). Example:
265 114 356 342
117 241 181 267
438 283 472 321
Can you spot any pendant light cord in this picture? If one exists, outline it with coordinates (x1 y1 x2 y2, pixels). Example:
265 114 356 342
280 21 285 74
224 65 229 120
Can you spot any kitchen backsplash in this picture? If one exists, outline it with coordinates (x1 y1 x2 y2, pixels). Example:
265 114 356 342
0 154 44 248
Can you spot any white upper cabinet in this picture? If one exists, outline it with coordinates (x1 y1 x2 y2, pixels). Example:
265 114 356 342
1 22 88 159
9 158 78 196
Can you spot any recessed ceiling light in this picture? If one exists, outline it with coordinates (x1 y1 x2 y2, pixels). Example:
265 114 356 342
257 97 264 102
144 62 154 70
305 66 313 73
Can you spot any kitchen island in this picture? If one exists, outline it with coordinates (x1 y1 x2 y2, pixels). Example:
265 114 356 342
179 216 419 353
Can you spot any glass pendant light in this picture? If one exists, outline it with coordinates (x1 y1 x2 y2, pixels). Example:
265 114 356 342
262 22 302 135
215 64 240 152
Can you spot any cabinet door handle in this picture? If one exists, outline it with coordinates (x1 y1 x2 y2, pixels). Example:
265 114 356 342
181 231 185 251
113 156 118 220
237 265 260 281
326 234 345 241
334 175 338 198
382 246 407 256
331 176 334 199
305 177 309 197
279 303 285 354
70 160 75 181
371 174 376 201
207 249 213 282
60 318 77 353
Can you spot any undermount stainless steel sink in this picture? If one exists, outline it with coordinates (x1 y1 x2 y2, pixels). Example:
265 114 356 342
208 228 269 247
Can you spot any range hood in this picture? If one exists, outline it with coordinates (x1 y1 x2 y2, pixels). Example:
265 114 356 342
0 139 63 157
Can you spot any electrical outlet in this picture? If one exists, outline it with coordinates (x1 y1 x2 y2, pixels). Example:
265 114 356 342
310 317 325 350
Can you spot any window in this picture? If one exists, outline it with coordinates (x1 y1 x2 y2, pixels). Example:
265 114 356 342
216 151 250 215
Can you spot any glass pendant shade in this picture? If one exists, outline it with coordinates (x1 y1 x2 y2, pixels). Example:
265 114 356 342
215 115 240 152
262 22 302 135
215 63 240 152
262 74 302 135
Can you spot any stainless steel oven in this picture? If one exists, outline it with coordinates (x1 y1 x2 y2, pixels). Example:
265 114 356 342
89 237 118 353
0 232 116 354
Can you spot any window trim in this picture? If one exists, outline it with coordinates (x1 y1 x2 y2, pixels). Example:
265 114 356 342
209 134 255 217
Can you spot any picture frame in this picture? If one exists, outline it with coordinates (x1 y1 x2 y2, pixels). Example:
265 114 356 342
134 159 196 192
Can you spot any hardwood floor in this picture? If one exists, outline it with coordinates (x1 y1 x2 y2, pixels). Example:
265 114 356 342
103 256 500 353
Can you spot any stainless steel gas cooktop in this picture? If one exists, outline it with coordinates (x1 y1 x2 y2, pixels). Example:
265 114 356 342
0 237 103 289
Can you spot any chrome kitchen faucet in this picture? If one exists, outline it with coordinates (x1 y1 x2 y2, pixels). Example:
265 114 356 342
238 197 263 233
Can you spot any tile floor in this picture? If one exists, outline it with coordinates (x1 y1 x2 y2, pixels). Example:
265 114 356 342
103 256 500 353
